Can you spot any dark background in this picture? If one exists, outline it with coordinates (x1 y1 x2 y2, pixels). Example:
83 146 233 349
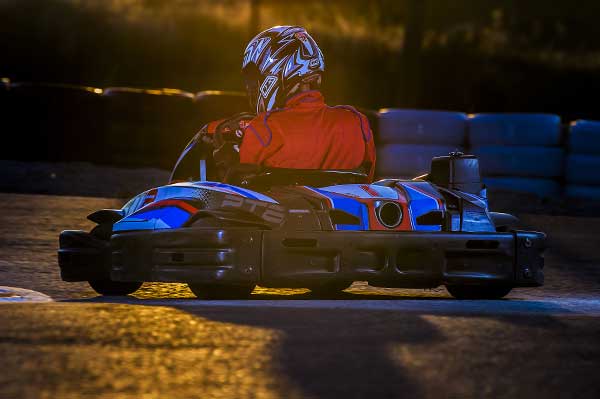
2 0 600 119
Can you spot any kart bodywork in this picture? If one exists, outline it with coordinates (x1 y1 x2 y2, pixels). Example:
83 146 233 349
58 151 545 299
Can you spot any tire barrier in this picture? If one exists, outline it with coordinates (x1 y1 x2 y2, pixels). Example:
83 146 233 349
483 177 561 197
376 144 462 179
472 146 564 178
564 120 600 199
565 185 600 200
1 82 104 163
378 109 467 146
465 113 565 197
2 80 598 202
565 154 600 186
568 120 600 155
103 87 198 168
194 90 249 127
468 113 561 147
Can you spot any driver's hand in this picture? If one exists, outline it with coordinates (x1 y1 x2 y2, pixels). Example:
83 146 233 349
197 124 214 146
212 112 255 170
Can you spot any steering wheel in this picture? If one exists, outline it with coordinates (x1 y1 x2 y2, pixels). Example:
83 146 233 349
212 112 256 179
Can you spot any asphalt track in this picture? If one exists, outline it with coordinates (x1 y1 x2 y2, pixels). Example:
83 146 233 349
1 193 600 398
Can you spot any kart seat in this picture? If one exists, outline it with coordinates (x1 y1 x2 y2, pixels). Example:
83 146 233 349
224 164 369 189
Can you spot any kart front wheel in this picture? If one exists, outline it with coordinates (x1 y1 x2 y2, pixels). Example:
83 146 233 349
188 283 255 300
88 280 143 296
446 284 512 300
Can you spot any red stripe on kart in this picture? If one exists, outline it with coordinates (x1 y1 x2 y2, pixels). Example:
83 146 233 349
142 189 158 206
140 199 198 214
360 184 380 197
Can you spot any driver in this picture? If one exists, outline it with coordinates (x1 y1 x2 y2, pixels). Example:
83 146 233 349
199 25 376 181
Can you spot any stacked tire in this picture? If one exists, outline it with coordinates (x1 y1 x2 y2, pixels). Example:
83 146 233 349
1 82 104 162
103 87 198 169
468 113 564 197
376 109 467 178
565 120 600 200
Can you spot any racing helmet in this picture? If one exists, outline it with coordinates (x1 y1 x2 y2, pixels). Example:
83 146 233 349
242 25 325 114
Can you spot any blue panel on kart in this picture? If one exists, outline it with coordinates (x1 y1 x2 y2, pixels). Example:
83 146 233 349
113 218 158 232
312 188 369 230
114 206 190 232
401 183 442 232
568 120 600 155
183 181 278 203
468 113 561 146
378 109 467 146
472 146 565 178
565 154 600 185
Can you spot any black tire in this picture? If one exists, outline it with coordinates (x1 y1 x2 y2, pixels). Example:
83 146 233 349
446 284 512 300
188 283 255 299
88 279 143 296
308 281 353 295
88 224 143 296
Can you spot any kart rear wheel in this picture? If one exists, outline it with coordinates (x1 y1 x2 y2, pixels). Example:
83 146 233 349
188 283 255 300
88 280 143 296
308 281 353 296
446 284 512 300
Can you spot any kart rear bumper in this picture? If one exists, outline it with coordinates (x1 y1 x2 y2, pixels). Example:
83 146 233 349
101 228 545 288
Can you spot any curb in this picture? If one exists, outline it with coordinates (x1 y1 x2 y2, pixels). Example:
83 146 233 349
0 286 53 303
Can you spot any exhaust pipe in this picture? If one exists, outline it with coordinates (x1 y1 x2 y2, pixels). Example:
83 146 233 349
375 201 403 228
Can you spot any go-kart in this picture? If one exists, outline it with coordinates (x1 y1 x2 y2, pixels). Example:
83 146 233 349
58 125 545 299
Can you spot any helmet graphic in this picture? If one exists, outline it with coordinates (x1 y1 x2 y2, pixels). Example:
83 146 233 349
242 26 325 113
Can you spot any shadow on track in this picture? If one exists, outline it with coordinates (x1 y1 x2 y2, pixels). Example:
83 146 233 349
66 291 578 398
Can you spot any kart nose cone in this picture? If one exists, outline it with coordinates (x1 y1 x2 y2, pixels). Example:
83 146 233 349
376 201 403 229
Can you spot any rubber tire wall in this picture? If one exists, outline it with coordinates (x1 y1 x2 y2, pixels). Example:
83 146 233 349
466 113 564 197
563 120 600 199
472 146 565 178
566 154 600 185
376 144 462 178
468 113 561 147
378 109 467 146
568 120 600 155
565 185 600 200
482 177 561 197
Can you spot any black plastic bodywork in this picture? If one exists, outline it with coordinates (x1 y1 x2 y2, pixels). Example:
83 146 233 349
60 227 545 289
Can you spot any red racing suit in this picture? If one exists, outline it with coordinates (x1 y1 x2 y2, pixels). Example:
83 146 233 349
204 90 376 181
241 91 376 180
